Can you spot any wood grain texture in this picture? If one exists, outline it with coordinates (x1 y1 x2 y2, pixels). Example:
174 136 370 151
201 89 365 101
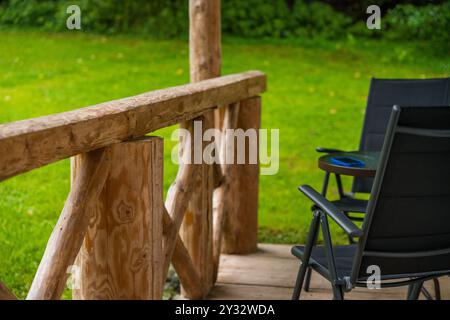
0 281 17 300
0 71 266 181
212 102 240 281
73 137 163 300
27 148 110 300
222 97 261 254
163 208 203 299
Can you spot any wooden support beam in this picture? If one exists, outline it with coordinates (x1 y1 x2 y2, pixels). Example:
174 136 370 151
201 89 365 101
178 0 221 298
222 96 261 254
0 281 17 300
27 149 110 300
72 137 163 299
212 102 240 281
162 208 203 299
162 161 201 279
0 71 266 182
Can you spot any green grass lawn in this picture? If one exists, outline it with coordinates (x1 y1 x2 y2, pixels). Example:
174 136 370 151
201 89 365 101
0 29 448 298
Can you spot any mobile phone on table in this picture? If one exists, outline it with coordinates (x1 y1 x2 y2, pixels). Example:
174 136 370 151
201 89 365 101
330 156 365 168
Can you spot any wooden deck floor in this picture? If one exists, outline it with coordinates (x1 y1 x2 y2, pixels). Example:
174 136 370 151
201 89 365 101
207 244 450 300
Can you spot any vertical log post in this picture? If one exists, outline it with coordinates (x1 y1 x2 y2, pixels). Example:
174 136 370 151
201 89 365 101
180 0 221 298
222 96 261 254
212 102 240 280
73 137 164 299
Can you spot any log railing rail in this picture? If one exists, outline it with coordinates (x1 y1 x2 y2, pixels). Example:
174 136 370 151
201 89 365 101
0 70 266 300
0 71 265 181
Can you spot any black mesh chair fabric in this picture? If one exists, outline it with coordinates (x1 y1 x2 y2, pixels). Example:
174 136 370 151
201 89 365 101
292 245 356 280
356 106 450 280
353 78 450 194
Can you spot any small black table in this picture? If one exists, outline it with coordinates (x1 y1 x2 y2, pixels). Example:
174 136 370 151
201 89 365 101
318 151 380 178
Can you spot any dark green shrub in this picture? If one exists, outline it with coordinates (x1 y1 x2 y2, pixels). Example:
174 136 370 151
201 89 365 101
0 0 353 39
0 0 57 28
0 0 448 44
384 3 450 42
0 0 189 36
222 0 291 38
221 0 352 39
289 1 352 39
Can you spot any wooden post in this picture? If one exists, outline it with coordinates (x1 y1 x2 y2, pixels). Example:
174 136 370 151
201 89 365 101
73 137 164 300
189 0 221 81
222 96 261 254
179 0 221 298
212 102 240 280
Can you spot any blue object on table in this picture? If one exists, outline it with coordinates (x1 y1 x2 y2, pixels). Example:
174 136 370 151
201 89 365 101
330 156 365 168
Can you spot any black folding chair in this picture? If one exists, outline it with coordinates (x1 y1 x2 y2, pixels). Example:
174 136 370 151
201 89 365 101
293 106 450 300
317 78 450 218
303 78 450 293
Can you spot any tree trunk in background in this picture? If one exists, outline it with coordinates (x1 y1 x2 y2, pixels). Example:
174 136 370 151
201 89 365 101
179 0 221 298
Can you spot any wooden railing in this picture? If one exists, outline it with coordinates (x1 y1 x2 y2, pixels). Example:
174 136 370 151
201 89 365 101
0 70 266 300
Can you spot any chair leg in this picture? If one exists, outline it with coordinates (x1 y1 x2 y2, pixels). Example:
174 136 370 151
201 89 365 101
304 221 320 292
432 278 441 300
321 172 330 196
320 213 344 301
420 278 442 300
332 284 344 300
335 174 344 198
406 283 413 299
420 287 434 300
292 261 310 300
304 268 312 291
292 211 321 300
407 281 424 300
302 208 321 293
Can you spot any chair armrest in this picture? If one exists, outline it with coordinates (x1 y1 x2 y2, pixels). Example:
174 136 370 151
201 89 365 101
298 185 363 238
315 147 345 154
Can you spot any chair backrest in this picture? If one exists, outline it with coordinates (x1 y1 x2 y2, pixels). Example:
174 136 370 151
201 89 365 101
351 106 450 284
353 78 450 194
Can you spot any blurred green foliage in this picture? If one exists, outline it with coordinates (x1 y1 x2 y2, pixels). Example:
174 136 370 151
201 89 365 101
0 0 448 45
222 0 351 39
0 0 188 36
384 3 450 42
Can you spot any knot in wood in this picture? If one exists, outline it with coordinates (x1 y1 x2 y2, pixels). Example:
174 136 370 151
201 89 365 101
116 200 134 224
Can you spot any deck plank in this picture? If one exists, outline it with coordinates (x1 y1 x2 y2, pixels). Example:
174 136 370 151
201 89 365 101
208 243 449 300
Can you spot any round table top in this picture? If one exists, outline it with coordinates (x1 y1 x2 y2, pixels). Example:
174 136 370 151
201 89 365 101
318 151 380 177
